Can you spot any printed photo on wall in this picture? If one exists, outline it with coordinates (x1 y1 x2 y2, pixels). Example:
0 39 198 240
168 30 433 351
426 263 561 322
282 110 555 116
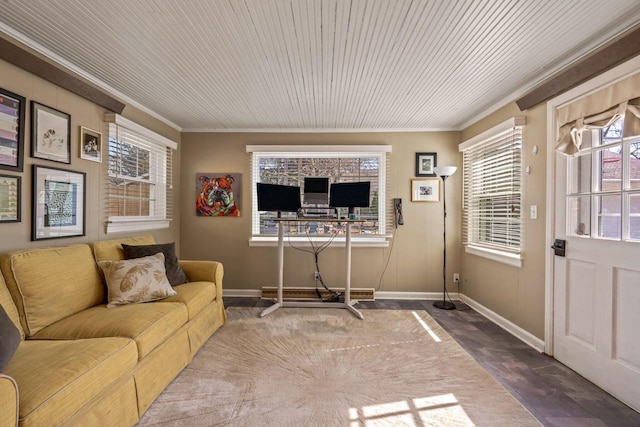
31 101 71 164
195 173 241 217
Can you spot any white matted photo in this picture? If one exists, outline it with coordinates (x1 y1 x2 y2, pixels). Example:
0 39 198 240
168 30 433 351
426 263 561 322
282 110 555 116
31 101 71 164
32 165 85 240
411 178 440 202
79 126 102 162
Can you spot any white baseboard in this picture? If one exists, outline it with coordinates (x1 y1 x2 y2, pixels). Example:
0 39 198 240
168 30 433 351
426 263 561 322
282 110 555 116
458 293 545 353
222 288 545 353
375 291 459 300
224 289 262 298
223 289 457 301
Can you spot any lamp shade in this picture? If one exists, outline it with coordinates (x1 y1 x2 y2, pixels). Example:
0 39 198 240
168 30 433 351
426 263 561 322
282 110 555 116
434 166 457 178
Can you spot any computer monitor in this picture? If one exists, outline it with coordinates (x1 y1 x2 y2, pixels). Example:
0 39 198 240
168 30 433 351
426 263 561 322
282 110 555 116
257 183 301 213
329 181 371 214
303 177 329 205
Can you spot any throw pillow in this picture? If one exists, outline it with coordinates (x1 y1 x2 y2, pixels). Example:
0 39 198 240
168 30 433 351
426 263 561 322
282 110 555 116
0 305 21 371
121 242 188 286
98 253 177 308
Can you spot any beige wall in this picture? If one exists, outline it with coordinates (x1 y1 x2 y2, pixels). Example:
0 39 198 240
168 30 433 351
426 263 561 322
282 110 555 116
1 48 548 340
0 58 180 253
460 102 547 339
180 131 462 294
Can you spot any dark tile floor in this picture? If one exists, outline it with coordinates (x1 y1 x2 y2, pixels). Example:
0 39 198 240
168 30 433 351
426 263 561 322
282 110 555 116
223 297 640 427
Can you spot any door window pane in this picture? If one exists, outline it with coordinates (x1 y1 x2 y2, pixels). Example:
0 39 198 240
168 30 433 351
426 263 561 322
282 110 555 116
569 153 591 194
568 195 591 237
598 145 622 192
601 119 623 144
629 142 640 190
629 193 640 241
596 194 621 239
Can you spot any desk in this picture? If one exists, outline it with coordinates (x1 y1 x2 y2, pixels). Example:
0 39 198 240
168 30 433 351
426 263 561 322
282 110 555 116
260 218 364 319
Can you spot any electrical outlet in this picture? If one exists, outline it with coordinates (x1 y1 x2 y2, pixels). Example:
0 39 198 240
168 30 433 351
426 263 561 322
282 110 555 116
453 273 460 283
314 271 320 280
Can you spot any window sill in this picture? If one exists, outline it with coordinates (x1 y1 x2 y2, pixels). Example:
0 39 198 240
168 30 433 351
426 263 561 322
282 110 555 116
106 217 171 234
249 235 389 248
465 245 522 268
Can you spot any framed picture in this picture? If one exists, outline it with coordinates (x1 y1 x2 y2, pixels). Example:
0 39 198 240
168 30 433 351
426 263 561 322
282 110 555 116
411 178 440 202
195 173 241 216
415 152 437 177
0 174 20 222
0 87 26 172
31 101 71 164
79 126 102 162
32 165 85 240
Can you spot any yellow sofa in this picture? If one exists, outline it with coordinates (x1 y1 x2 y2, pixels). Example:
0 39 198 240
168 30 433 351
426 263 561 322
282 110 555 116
0 236 226 427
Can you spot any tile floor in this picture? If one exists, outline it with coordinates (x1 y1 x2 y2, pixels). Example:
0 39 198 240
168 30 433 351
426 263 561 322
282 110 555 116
223 297 640 427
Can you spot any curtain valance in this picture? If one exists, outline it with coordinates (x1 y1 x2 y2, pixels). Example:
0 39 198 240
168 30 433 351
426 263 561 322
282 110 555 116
555 72 640 155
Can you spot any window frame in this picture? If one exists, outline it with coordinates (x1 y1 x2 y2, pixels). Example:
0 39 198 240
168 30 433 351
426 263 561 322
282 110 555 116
246 145 391 247
104 113 176 234
566 120 640 242
459 117 525 267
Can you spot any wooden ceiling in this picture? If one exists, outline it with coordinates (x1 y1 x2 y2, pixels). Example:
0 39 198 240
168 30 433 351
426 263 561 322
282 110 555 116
1 0 639 131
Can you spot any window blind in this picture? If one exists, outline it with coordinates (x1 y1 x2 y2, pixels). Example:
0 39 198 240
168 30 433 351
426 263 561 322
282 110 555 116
104 114 175 233
461 121 523 254
247 145 391 238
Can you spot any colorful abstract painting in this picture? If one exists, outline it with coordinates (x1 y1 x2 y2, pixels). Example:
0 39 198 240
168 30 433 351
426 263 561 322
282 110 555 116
196 173 241 217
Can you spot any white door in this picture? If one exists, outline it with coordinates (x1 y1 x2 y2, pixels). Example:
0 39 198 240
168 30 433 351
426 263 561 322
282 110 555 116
553 121 640 411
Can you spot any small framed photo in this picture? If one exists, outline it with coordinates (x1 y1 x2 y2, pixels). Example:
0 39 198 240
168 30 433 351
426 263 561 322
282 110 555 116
415 152 437 177
0 174 20 223
411 178 440 202
31 101 71 164
79 126 102 162
0 87 26 172
32 165 85 241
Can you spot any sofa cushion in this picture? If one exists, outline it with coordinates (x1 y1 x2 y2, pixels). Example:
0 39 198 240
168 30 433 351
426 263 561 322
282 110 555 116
0 306 20 372
91 235 155 262
0 374 18 427
32 302 188 359
4 338 137 427
160 281 216 319
0 245 104 336
122 242 188 286
98 253 177 308
0 272 23 340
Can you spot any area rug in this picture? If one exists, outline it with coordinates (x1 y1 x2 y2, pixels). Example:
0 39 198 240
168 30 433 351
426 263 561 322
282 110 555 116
138 307 541 426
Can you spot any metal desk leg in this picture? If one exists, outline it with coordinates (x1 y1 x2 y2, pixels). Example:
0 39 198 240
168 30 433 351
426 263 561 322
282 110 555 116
261 220 284 317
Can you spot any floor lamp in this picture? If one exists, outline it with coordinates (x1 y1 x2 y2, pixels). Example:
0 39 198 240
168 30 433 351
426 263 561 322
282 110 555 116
433 166 457 310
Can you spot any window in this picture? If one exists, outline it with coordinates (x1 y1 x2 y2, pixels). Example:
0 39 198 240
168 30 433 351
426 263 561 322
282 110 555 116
247 145 391 246
104 114 176 233
460 117 525 266
567 118 640 241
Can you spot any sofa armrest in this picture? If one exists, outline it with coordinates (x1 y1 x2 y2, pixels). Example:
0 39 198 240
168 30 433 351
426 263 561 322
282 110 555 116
0 374 18 427
179 261 224 301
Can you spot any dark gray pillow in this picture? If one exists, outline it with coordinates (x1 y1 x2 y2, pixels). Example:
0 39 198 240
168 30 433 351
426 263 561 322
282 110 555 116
121 242 188 286
0 305 20 372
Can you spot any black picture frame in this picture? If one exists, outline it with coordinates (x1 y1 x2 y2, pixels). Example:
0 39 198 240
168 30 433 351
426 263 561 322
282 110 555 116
0 87 26 172
79 126 102 162
31 101 71 164
415 152 437 177
0 174 21 223
32 165 86 241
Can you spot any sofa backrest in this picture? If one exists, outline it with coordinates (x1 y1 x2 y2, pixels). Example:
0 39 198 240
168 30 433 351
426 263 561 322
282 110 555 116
0 270 23 340
91 235 156 262
0 244 104 337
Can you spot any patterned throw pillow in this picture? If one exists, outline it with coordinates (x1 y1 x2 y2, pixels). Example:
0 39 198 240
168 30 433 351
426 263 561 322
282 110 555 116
98 253 176 308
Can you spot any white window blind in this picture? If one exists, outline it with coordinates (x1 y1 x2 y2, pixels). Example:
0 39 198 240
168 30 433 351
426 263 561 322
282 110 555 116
104 114 176 233
246 145 391 244
460 118 524 255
